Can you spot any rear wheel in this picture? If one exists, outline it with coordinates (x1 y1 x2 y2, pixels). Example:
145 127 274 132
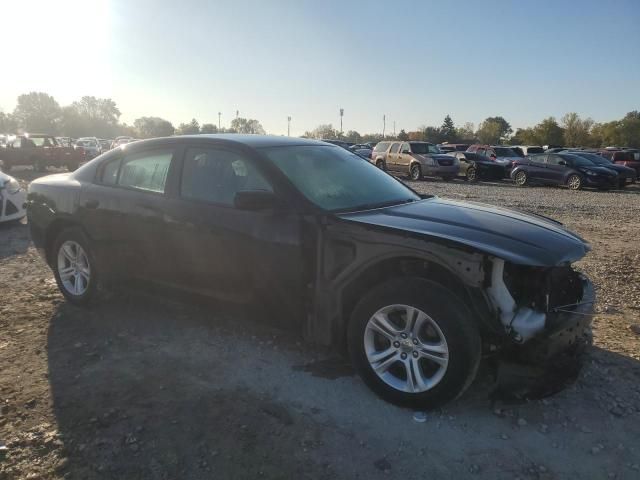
376 159 386 170
409 164 422 181
514 170 528 186
348 278 481 409
466 166 477 182
52 227 99 306
567 174 582 190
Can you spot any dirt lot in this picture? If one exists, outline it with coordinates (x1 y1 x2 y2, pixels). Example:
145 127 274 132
1 170 639 479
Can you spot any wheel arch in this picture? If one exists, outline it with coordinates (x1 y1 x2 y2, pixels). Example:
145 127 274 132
44 218 91 266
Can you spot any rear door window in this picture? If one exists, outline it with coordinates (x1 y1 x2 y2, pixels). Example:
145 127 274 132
373 142 389 152
118 149 174 193
389 143 400 154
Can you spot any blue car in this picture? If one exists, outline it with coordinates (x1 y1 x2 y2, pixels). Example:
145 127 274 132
511 152 618 190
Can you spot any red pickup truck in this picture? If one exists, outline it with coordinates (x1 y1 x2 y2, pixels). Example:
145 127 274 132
0 134 85 172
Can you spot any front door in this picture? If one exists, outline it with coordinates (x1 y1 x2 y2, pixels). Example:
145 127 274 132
386 142 401 171
399 142 412 173
162 144 305 310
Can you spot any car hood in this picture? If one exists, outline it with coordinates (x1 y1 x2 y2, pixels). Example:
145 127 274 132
579 166 617 176
337 197 590 266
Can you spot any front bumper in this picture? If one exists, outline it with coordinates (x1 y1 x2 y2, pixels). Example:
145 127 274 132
494 276 594 399
0 188 27 223
583 175 617 188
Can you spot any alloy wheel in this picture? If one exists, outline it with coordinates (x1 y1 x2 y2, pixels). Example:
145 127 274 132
568 175 581 190
57 240 91 296
410 165 421 181
467 167 477 181
364 304 449 393
515 171 527 186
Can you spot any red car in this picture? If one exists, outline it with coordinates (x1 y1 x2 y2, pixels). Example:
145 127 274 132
0 134 85 172
598 149 640 176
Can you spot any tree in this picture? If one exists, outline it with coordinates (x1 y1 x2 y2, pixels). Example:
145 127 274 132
533 117 564 146
440 115 456 142
476 116 512 144
229 117 266 135
200 123 218 134
344 130 362 143
304 124 338 139
177 118 200 135
618 111 640 148
133 116 175 138
12 92 61 133
456 122 476 142
561 112 593 147
60 96 122 138
0 112 18 132
397 129 409 141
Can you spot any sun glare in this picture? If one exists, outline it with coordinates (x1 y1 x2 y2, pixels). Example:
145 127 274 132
0 0 112 102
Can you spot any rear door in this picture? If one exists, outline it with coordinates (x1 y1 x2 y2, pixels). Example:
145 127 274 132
399 142 412 173
386 142 401 171
544 154 568 184
525 154 548 182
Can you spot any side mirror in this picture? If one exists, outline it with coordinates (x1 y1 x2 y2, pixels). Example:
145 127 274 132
234 190 278 211
558 160 567 166
402 150 411 154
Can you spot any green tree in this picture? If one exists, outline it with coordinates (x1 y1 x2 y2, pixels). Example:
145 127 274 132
177 118 200 135
440 115 456 142
60 96 122 137
456 122 476 142
618 111 640 147
476 116 512 144
230 117 266 135
12 92 61 133
200 123 218 134
0 111 18 132
561 112 593 147
532 117 564 146
397 129 409 141
423 126 444 143
304 124 338 139
344 130 362 143
133 116 175 138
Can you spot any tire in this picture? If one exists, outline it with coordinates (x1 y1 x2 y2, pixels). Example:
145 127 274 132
514 170 528 186
409 164 422 181
567 174 582 191
376 159 386 171
466 166 478 182
347 277 481 409
52 227 99 306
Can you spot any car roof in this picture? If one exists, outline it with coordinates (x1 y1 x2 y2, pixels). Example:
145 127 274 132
121 134 330 149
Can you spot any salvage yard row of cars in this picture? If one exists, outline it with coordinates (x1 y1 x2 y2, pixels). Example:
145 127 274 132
368 141 638 190
26 134 597 408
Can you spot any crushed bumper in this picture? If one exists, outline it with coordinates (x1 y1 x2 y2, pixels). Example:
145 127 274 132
494 275 594 400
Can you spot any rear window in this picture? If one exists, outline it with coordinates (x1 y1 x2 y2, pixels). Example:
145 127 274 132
614 151 633 161
494 147 518 157
526 147 544 154
373 142 390 152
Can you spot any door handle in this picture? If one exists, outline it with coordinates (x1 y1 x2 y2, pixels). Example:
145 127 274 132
84 199 99 209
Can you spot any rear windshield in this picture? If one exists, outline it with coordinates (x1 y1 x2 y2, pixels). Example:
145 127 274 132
526 147 544 154
494 147 518 157
614 151 634 161
373 142 390 152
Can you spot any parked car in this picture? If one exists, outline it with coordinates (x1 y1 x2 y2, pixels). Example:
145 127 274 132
27 134 594 408
0 170 27 223
544 147 567 153
512 145 544 157
511 152 618 190
0 134 85 171
466 145 520 171
449 151 507 181
110 136 136 149
562 150 636 188
75 137 102 159
321 139 352 150
371 141 459 180
598 149 640 176
349 143 373 158
438 143 470 153
56 137 73 147
99 139 112 153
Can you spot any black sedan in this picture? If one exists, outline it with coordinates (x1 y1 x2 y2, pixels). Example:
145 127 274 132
28 135 594 408
511 152 618 190
449 151 507 181
562 150 636 188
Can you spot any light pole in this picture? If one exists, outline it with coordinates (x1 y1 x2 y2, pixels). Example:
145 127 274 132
236 110 239 119
382 114 386 139
218 112 221 130
287 116 291 137
393 121 396 137
339 108 344 135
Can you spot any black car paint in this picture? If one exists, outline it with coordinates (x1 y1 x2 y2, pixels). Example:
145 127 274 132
563 150 637 185
28 135 591 348
510 153 618 189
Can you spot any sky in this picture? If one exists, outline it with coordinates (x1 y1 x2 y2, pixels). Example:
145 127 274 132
1 0 639 136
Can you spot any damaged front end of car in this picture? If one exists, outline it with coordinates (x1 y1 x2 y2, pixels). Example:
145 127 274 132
484 257 595 399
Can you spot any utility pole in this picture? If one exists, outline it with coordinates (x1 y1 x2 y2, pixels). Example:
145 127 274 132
218 112 221 130
236 110 239 119
287 116 292 136
339 108 344 135
393 121 396 137
382 114 386 139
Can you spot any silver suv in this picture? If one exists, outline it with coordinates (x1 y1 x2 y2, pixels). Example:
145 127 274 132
371 141 459 181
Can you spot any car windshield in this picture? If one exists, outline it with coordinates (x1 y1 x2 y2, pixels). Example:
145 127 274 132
565 156 595 167
411 143 441 154
526 147 544 154
572 152 608 165
494 147 518 157
261 145 420 212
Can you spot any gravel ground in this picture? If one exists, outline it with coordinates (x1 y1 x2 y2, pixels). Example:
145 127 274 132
1 170 639 479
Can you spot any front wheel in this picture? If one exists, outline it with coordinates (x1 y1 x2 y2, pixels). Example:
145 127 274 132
348 278 481 409
567 174 582 190
52 227 99 306
376 159 386 170
466 166 477 182
514 170 528 186
409 164 422 181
